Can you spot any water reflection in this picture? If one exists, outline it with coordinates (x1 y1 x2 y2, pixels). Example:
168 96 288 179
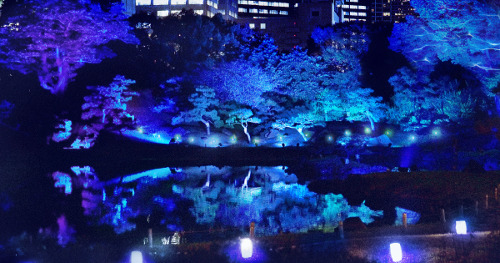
50 166 383 237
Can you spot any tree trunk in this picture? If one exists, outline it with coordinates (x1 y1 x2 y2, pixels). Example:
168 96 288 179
297 128 307 141
102 109 106 124
241 122 251 144
365 111 375 131
201 119 210 135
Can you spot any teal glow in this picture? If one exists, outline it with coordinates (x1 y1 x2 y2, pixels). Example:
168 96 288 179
188 136 195 143
137 127 144 134
364 127 372 134
409 135 417 142
385 129 393 137
431 128 441 137
230 134 237 144
277 134 284 141
345 130 352 136
252 137 260 145
174 134 182 142
326 135 334 143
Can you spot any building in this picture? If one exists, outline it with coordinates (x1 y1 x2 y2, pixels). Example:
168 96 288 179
340 0 369 22
371 0 415 23
121 0 238 20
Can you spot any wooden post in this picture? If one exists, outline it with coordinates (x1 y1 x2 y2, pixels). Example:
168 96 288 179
475 201 479 216
486 194 489 210
249 222 255 238
148 228 153 248
338 220 344 239
440 209 446 223
403 213 407 230
495 188 498 201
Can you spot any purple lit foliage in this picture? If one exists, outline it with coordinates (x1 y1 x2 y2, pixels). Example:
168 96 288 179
82 75 138 133
0 0 138 94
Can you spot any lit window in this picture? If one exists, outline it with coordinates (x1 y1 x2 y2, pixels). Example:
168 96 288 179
259 9 268 14
249 0 258 5
350 0 358 2
136 0 151 5
344 11 349 15
218 10 225 15
238 7 247 12
154 0 168 4
190 0 204 4
279 10 288 15
350 5 357 9
238 0 248 4
351 12 358 16
270 10 278 14
171 0 186 4
359 12 366 16
258 1 268 6
294 3 298 7
157 10 169 16
249 23 255 29
358 6 366 9
260 23 266 29
383 12 390 16
342 4 349 8
194 10 204 15
171 10 181 15
279 2 289 7
249 8 258 13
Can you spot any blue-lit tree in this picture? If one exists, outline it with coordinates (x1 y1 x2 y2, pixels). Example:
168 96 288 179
0 0 138 94
81 75 138 132
312 24 386 130
389 0 500 95
272 106 324 142
172 86 223 136
222 105 262 144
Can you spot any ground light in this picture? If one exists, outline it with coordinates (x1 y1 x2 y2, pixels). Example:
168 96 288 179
364 127 372 134
431 128 441 137
230 134 237 144
390 243 402 262
326 134 334 143
385 129 393 137
130 251 143 263
456 220 467 234
240 238 253 259
345 130 352 136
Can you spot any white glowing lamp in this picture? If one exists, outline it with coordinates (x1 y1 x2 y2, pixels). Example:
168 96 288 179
456 220 467 235
130 251 143 263
390 243 402 262
240 238 253 259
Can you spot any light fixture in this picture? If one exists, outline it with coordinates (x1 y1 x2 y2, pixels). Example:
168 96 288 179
240 238 253 259
130 251 143 263
456 220 467 235
390 243 402 262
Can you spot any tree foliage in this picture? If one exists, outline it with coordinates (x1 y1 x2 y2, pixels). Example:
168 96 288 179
82 75 138 131
0 0 138 94
389 0 500 94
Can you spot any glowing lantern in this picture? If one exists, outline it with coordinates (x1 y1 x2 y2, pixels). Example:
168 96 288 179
188 136 195 143
456 220 467 235
385 129 393 137
240 238 253 259
364 127 372 134
230 135 237 144
174 134 182 141
431 128 441 137
345 130 352 136
326 135 334 143
130 251 143 263
390 243 402 262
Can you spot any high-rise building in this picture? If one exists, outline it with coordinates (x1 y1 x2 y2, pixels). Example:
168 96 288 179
371 0 415 23
121 0 238 20
340 0 369 22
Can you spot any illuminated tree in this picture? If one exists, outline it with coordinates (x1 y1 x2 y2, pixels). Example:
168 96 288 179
81 75 138 131
272 106 324 141
197 59 275 108
389 0 500 94
222 105 262 144
0 0 138 94
172 86 223 136
312 24 385 129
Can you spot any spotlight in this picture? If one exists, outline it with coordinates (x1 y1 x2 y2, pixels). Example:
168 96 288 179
385 129 393 137
130 251 143 263
137 127 144 134
364 127 372 134
188 136 195 143
326 135 334 143
345 130 351 136
174 134 182 141
409 135 417 142
230 135 237 144
240 238 253 259
390 243 402 262
456 220 467 235
431 128 441 137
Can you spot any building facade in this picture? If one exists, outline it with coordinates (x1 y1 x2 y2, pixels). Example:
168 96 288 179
121 0 238 20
